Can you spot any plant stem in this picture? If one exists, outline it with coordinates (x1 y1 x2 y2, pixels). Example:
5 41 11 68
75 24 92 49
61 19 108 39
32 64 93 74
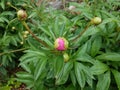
72 22 91 41
22 21 49 48
0 48 27 56
8 3 18 11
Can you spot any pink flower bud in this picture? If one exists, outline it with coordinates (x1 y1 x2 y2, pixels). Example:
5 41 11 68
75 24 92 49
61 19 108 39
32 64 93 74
17 10 27 21
54 37 68 51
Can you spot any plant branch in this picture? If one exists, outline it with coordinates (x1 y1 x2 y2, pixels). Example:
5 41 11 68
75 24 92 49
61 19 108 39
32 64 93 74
7 2 18 11
0 48 27 56
22 21 49 48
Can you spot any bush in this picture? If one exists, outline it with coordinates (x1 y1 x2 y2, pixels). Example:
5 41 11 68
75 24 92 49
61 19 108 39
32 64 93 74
0 0 120 90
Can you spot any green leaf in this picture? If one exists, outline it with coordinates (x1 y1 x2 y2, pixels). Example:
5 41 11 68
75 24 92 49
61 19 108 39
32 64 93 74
75 62 86 88
20 50 46 64
16 72 33 79
76 53 94 64
70 70 76 86
90 60 109 75
75 40 90 56
82 67 94 87
20 63 31 73
38 26 51 37
65 84 77 90
0 86 11 90
16 78 33 85
55 61 73 85
53 55 64 78
48 26 56 40
0 0 5 10
96 53 120 61
91 36 102 57
96 71 111 90
34 58 47 80
59 23 65 37
112 69 120 90
83 26 100 37
78 63 94 87
54 17 59 36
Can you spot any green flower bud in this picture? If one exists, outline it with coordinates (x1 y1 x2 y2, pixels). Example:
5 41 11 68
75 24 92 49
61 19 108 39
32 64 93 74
17 10 27 21
12 26 16 30
91 17 102 25
24 31 29 35
63 53 69 62
7 2 11 6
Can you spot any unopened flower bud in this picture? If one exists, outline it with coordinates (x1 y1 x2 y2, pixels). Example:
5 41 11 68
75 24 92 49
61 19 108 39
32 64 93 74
12 26 16 30
68 6 76 10
23 34 27 38
7 2 11 6
63 53 69 62
24 31 29 35
17 10 27 21
91 17 102 25
54 37 68 51
20 41 24 45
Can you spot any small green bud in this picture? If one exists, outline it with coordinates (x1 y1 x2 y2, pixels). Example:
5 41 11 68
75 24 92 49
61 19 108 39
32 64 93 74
7 2 11 6
20 41 24 45
91 17 102 25
23 34 27 38
24 31 29 35
12 26 16 30
17 10 27 21
63 53 69 62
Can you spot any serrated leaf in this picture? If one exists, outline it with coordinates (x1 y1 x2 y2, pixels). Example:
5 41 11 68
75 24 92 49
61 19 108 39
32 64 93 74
96 71 111 90
112 69 120 90
96 53 120 61
90 60 109 75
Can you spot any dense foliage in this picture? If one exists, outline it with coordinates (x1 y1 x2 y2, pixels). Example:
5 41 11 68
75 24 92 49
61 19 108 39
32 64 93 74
0 0 120 90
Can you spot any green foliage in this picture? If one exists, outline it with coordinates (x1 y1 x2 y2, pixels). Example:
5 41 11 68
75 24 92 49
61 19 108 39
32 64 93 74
0 0 120 90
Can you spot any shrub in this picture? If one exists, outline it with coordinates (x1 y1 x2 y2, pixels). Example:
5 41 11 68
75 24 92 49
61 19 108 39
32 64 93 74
0 0 120 90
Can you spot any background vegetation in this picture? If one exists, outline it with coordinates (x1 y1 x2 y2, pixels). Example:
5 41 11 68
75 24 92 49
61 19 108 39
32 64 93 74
0 0 120 90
